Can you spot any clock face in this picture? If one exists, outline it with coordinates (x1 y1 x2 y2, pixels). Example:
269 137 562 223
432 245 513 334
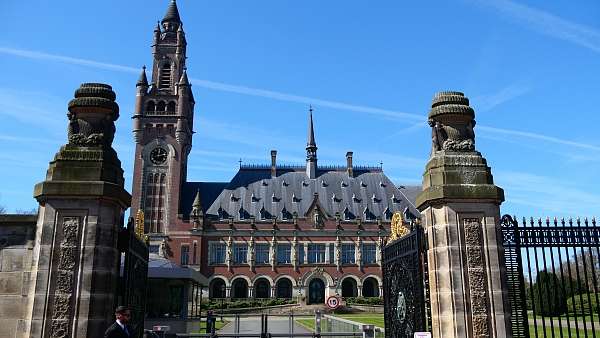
150 147 168 165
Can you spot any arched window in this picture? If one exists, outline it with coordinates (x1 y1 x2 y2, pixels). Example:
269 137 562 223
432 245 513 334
341 278 358 297
159 62 172 89
276 278 292 298
167 101 176 114
146 101 155 113
231 279 248 299
362 277 380 297
157 101 166 112
210 279 226 298
254 279 271 299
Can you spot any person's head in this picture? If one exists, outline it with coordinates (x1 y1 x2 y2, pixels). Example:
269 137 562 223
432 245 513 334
115 306 131 324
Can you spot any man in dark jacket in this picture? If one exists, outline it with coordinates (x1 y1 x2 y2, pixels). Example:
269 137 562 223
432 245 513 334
104 306 132 338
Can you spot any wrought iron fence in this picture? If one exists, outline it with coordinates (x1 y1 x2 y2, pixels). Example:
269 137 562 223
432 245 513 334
501 215 600 337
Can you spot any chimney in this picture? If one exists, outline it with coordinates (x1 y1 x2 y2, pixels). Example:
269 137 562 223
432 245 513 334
271 150 277 178
346 151 353 177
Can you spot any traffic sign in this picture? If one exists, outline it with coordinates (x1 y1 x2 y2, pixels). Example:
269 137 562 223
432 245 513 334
326 296 340 309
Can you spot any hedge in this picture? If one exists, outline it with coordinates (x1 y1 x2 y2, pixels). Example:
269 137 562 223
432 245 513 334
201 298 295 310
344 297 383 306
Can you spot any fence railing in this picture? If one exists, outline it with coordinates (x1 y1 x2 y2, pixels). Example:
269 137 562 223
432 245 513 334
501 215 600 337
148 311 376 338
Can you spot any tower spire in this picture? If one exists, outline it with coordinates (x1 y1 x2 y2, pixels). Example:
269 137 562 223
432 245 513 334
306 106 317 179
161 0 181 32
137 65 148 87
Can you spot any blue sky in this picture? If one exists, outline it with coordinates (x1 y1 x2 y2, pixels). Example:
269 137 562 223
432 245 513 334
0 0 599 217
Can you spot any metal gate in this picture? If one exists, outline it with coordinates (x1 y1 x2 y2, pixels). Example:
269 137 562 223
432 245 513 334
501 215 600 337
382 225 430 337
118 219 149 338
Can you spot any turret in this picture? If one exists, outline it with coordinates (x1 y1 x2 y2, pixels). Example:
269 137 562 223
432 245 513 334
176 70 191 145
133 66 148 144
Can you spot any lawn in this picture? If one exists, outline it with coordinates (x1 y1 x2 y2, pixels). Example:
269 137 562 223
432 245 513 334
295 318 316 330
334 314 385 328
529 325 600 337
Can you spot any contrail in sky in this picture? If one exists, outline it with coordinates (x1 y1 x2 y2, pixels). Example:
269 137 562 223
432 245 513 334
1 46 599 152
475 0 600 54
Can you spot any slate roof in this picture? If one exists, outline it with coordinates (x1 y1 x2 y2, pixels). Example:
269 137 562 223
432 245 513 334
186 165 420 222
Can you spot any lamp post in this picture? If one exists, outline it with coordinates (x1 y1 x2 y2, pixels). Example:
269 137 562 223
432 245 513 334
220 284 225 322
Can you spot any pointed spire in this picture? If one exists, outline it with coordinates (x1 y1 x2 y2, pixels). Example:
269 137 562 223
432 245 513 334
306 105 317 179
137 66 148 87
162 0 181 24
155 21 161 32
307 105 316 147
178 69 190 86
192 189 201 209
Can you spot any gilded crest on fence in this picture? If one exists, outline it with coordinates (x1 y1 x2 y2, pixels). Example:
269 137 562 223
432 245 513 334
134 209 145 239
388 212 410 244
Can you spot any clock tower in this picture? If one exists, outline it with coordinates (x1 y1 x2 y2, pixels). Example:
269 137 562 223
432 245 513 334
131 0 194 235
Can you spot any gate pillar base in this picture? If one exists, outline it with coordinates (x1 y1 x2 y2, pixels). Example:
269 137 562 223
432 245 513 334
416 91 512 338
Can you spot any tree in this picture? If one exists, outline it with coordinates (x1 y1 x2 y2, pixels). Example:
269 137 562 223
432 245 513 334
533 271 567 316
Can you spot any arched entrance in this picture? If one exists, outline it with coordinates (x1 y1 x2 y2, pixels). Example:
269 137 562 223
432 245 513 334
231 279 248 299
210 278 226 298
276 278 293 299
308 278 325 304
254 279 271 299
341 278 358 297
362 277 379 297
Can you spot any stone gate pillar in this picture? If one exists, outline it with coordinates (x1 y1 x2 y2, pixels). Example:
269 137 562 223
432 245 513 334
27 83 131 337
415 92 511 337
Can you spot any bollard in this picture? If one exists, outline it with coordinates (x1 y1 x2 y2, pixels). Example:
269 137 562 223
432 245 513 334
362 325 375 338
315 310 322 336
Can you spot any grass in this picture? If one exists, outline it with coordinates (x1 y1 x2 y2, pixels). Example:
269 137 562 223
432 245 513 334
295 318 316 330
334 314 385 328
529 325 600 337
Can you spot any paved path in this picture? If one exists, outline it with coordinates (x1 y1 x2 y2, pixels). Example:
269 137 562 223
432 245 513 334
219 316 311 337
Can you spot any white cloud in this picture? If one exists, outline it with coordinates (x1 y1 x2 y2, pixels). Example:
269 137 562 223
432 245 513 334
474 0 600 53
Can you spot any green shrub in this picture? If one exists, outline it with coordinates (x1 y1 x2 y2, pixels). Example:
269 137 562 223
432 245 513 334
344 297 382 305
532 271 567 316
566 293 600 315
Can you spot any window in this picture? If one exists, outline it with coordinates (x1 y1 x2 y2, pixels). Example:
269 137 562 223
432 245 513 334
209 243 226 264
298 244 305 264
180 245 189 266
149 245 159 254
277 244 291 264
255 244 269 264
341 244 355 264
362 243 377 264
159 63 171 89
329 243 335 264
307 244 326 264
193 242 197 264
233 243 248 264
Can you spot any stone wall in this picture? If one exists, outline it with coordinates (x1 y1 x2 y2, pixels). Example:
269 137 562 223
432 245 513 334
0 214 37 338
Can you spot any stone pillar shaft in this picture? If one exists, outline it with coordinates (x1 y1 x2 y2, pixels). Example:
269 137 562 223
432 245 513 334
416 92 511 338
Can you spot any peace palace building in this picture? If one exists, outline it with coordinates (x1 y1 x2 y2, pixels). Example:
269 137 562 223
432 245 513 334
132 1 420 304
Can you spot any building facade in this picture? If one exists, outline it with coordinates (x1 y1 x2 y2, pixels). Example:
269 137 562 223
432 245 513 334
131 0 420 304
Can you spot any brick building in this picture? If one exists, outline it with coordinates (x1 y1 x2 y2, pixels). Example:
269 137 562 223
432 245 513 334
131 0 420 305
